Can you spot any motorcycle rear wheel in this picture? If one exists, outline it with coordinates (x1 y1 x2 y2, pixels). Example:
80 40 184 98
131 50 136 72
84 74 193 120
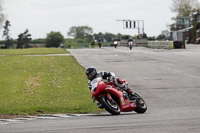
99 96 121 115
133 93 147 113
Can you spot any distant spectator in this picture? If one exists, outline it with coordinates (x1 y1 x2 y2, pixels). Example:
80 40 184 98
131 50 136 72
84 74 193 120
196 38 200 44
98 39 102 48
60 43 64 48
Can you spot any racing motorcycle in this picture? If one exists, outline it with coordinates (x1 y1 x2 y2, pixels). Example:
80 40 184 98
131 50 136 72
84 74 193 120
113 41 118 48
91 75 147 115
129 42 133 50
128 40 133 50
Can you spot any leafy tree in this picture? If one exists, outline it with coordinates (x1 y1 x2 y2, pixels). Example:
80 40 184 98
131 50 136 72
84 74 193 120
17 29 32 49
192 22 199 42
68 26 93 41
116 33 123 40
93 32 104 41
157 34 166 40
94 32 124 42
46 31 64 47
170 0 200 18
2 20 13 48
103 32 116 42
148 36 156 41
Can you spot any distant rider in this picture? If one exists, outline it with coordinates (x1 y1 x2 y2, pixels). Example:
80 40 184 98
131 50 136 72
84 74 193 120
85 66 135 108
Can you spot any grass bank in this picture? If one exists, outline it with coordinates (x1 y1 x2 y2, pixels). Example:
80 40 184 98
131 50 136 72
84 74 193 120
0 48 99 116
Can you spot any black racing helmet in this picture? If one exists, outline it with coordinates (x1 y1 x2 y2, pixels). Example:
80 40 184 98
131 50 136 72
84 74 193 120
86 66 97 80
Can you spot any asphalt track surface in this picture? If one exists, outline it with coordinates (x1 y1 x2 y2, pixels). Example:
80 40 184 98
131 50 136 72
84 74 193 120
1 45 200 133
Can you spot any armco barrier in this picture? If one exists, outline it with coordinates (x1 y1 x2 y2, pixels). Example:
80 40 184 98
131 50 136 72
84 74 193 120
147 41 173 49
147 41 187 49
136 38 148 47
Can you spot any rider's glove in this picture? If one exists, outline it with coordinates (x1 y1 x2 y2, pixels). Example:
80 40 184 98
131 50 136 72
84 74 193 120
101 72 111 79
114 78 125 88
116 78 123 84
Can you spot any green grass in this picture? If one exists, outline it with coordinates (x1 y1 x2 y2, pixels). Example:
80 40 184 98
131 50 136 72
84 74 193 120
0 48 69 55
0 49 99 115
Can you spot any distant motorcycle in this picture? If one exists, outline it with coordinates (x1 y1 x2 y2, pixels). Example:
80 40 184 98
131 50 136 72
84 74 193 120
128 41 133 50
128 39 134 50
91 76 147 115
113 41 118 48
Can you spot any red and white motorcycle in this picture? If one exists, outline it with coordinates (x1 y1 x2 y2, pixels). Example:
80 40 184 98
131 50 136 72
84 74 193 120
91 75 147 115
128 41 133 50
113 41 118 48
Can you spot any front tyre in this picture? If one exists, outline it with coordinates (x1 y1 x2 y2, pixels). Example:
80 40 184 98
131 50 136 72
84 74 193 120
99 96 121 115
133 93 147 113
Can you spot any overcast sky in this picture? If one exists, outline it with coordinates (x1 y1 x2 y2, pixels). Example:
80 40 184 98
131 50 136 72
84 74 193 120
1 0 177 39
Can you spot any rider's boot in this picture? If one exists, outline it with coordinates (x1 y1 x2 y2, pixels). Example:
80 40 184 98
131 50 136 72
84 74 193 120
114 77 136 100
125 87 136 100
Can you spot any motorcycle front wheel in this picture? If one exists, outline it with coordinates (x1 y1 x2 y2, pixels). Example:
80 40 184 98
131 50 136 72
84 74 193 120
99 96 121 115
133 93 147 113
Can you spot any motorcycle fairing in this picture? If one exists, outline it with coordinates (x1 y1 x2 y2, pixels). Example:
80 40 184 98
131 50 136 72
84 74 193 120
105 87 136 112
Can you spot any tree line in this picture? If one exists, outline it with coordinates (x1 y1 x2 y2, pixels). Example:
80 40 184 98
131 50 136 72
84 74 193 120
0 23 134 49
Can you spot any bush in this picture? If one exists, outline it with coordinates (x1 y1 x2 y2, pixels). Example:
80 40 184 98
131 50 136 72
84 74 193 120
46 31 64 47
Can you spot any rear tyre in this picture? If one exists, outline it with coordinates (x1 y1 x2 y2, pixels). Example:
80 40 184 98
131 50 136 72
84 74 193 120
99 96 121 115
133 93 147 113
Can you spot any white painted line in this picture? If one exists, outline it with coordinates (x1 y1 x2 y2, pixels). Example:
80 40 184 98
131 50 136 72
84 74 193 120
0 113 102 124
36 116 57 119
51 114 74 118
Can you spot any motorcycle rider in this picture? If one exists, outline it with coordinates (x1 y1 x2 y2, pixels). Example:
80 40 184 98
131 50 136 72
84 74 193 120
86 66 135 108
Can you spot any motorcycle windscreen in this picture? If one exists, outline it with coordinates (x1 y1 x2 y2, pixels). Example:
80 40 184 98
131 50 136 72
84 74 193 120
91 77 102 91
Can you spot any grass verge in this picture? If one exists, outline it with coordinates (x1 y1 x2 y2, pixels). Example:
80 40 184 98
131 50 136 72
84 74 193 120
0 48 69 55
0 48 99 116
